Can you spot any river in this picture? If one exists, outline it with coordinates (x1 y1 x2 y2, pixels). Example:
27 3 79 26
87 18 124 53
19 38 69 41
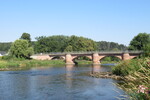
0 65 127 100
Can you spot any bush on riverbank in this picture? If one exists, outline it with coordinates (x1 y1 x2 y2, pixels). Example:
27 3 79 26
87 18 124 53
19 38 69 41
112 58 150 100
101 60 120 64
75 60 92 65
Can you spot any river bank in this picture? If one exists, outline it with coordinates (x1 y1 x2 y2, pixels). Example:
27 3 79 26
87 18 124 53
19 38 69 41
0 59 65 71
0 58 118 71
89 57 150 100
112 57 150 100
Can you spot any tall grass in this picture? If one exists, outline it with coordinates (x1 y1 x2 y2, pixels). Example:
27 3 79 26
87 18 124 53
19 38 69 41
0 59 65 70
113 58 150 100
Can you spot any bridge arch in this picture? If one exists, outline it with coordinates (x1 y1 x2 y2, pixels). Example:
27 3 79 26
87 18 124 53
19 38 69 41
51 56 65 60
99 55 122 63
72 55 92 60
72 55 92 64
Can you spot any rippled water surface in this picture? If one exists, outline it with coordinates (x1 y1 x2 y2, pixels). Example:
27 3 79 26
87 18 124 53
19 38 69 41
0 65 126 100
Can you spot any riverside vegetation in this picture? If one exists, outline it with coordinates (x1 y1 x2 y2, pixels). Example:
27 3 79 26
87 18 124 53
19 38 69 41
90 57 150 100
0 57 119 70
112 57 150 100
0 57 65 70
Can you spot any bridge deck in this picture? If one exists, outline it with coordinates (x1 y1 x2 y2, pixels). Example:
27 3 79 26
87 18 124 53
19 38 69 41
34 51 142 56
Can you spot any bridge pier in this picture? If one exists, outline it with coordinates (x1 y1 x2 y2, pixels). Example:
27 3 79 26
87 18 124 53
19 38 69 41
93 53 100 65
122 53 130 60
65 54 75 64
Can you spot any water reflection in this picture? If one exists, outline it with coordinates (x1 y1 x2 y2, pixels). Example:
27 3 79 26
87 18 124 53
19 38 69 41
91 64 101 73
0 65 126 100
92 64 112 73
65 64 74 89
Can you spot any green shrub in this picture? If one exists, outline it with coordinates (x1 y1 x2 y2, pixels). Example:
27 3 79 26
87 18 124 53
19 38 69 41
2 55 13 60
112 58 149 76
114 57 150 100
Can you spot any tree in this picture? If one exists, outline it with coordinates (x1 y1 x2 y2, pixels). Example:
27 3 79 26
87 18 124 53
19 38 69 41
34 35 97 53
34 35 69 53
128 33 150 50
64 45 73 52
20 33 31 45
9 40 34 59
143 42 150 57
143 34 150 57
96 41 127 51
68 35 97 51
0 42 12 51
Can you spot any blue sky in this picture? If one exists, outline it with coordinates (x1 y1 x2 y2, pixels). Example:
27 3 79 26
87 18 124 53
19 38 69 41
0 0 150 45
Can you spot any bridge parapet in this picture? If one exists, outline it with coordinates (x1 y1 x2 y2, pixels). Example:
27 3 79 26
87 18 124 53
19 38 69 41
34 51 143 56
31 51 142 64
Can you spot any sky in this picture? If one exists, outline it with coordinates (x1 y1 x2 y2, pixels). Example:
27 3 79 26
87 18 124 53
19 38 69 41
0 0 150 46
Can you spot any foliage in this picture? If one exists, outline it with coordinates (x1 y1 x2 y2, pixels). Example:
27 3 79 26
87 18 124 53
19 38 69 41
0 42 11 51
0 35 128 53
74 60 92 65
34 35 69 53
0 59 65 69
102 56 121 61
113 58 150 100
9 40 34 59
1 55 14 60
143 42 150 57
112 59 144 76
96 41 127 51
20 33 31 42
34 35 97 53
67 35 97 51
101 56 121 64
64 45 73 52
128 33 150 50
20 33 32 46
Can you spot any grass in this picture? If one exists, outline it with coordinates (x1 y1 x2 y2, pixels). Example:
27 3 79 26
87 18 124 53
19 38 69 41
0 59 65 70
101 60 120 64
112 57 150 100
75 60 92 65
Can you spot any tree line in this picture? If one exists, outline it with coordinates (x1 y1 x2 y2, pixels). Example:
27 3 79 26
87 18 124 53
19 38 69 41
0 32 149 59
0 33 127 53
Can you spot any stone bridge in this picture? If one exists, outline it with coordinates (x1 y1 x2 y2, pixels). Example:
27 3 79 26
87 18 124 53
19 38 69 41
31 51 142 64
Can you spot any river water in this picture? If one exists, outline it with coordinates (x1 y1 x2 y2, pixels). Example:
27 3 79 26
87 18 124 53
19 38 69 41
0 65 126 100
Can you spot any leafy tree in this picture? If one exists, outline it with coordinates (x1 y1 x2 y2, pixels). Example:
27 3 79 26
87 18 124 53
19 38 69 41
9 40 34 59
64 45 73 52
0 42 12 51
143 42 150 57
143 34 150 57
112 48 119 51
20 33 31 45
68 35 97 51
96 41 127 51
34 35 97 53
34 35 69 53
128 33 150 50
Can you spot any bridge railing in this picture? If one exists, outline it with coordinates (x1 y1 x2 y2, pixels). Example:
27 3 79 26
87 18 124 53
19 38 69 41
33 50 143 55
